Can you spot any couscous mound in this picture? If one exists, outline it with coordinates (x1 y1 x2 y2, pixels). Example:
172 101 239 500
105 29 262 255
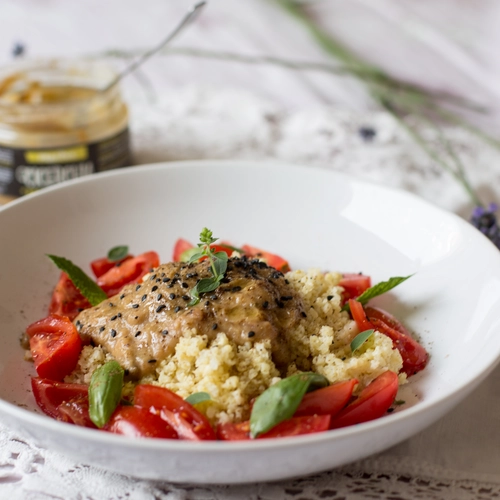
66 269 404 425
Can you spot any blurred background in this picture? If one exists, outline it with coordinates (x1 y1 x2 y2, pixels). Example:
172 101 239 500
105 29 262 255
1 0 499 212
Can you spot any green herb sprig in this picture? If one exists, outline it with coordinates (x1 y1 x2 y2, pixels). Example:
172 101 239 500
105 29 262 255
88 360 124 428
47 254 107 306
250 372 329 438
188 228 228 306
342 275 413 312
107 245 129 262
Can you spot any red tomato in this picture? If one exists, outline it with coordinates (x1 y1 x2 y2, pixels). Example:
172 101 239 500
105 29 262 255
172 239 194 261
330 371 399 429
339 273 371 303
294 379 358 418
217 415 331 440
27 315 82 381
31 377 88 420
49 272 91 321
348 299 374 332
134 384 216 441
241 245 291 273
57 394 96 428
90 255 133 278
97 251 160 297
103 406 178 439
365 306 429 376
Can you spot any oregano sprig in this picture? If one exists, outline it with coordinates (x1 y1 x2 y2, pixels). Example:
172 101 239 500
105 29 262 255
188 228 228 306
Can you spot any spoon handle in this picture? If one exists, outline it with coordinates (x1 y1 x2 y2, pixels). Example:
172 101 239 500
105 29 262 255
103 1 206 92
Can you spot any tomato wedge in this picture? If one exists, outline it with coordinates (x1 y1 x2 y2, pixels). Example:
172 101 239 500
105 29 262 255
134 384 216 440
294 379 358 418
90 254 133 279
348 299 374 332
57 394 96 428
330 371 399 429
241 245 290 272
97 251 160 297
27 315 82 381
49 272 91 321
339 273 371 303
104 406 178 439
365 306 428 376
217 415 331 440
31 377 88 420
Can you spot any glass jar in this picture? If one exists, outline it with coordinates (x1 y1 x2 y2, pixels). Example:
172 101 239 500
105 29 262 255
0 59 130 203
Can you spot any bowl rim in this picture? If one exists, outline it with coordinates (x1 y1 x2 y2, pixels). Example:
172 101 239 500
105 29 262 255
1 159 500 453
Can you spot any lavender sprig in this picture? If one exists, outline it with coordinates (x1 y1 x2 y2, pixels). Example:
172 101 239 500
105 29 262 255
470 204 500 249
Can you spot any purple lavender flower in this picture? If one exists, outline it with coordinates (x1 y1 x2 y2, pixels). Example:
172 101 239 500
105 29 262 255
470 203 500 249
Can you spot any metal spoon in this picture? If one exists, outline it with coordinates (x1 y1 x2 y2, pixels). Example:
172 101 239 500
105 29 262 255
102 1 207 92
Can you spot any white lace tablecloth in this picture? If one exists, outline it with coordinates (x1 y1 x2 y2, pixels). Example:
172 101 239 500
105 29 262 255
1 85 500 499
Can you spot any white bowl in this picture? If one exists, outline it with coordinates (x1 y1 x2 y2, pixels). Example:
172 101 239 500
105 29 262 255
1 160 500 484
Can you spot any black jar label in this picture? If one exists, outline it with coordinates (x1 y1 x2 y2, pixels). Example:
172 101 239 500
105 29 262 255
0 128 130 198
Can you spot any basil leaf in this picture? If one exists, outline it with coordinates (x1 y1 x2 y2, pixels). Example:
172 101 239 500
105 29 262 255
350 329 375 352
342 275 413 312
250 372 329 438
107 245 128 262
212 252 228 276
185 392 211 405
197 277 220 294
47 254 107 306
185 249 204 263
89 360 124 428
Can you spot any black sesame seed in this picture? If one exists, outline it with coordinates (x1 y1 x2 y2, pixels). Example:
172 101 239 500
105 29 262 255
263 301 269 309
150 274 157 281
152 286 158 292
161 273 165 277
210 294 217 300
99 326 105 332
120 294 125 299
157 293 163 300
156 278 161 283
142 294 147 302
212 323 218 330
301 311 307 318
248 331 255 338
132 304 139 309
205 301 210 306
162 330 168 336
110 329 117 337
148 359 157 364
281 296 293 301
167 283 174 288
285 279 289 284
232 286 242 292
182 295 190 301
169 293 176 300
175 306 181 313
124 369 129 376
136 285 141 291
135 331 141 337
117 312 122 318
276 300 284 309
327 295 333 301
134 316 138 320
163 277 170 283
110 315 118 321
221 277 231 283
109 303 115 307
156 304 166 313
181 282 188 288
258 261 267 269
186 273 197 279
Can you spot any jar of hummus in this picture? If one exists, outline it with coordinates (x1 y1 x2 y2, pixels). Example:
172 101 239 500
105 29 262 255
0 59 130 203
